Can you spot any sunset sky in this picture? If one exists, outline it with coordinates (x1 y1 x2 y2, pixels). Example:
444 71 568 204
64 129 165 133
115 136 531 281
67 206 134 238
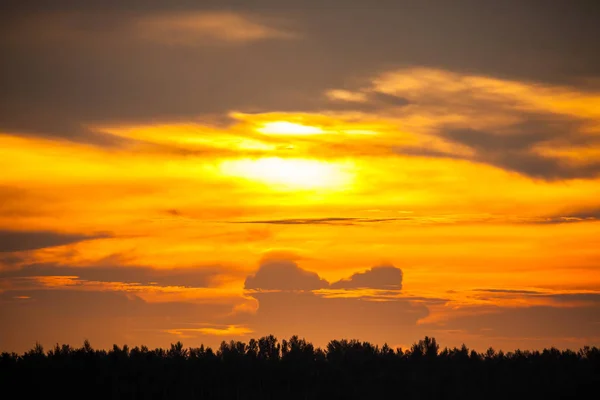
2 0 600 353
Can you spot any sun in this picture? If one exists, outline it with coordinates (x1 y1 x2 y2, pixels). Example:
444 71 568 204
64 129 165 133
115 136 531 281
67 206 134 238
256 121 324 135
219 157 353 190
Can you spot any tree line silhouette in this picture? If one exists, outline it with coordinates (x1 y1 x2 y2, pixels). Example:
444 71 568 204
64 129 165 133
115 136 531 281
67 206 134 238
1 335 598 399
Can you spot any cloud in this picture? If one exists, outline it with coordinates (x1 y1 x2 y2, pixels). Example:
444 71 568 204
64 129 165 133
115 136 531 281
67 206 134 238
326 89 368 103
241 260 427 346
548 293 600 304
245 259 405 292
0 9 305 144
367 67 600 180
165 325 253 338
2 2 599 145
331 265 403 290
0 230 108 253
0 263 221 288
530 208 600 224
464 288 600 309
244 260 329 291
474 288 542 295
134 12 295 45
235 217 359 225
424 304 600 339
437 127 600 180
0 289 239 351
419 287 600 349
5 10 294 46
232 217 402 225
324 89 410 112
249 291 428 347
369 91 411 107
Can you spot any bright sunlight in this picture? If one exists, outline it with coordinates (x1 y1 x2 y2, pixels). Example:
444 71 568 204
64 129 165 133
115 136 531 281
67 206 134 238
256 121 324 135
219 157 353 190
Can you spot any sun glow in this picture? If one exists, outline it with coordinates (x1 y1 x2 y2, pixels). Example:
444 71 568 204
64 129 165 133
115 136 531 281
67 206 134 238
219 157 353 189
257 121 324 135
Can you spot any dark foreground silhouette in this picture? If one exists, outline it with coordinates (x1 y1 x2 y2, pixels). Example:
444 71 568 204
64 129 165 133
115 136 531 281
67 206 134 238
2 336 599 399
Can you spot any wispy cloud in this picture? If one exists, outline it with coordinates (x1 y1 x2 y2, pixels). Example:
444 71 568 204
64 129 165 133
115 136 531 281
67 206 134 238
165 325 253 338
134 12 297 45
230 217 403 225
0 230 110 253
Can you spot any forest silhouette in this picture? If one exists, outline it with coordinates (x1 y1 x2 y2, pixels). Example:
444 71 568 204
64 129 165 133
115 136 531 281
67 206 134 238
2 335 599 399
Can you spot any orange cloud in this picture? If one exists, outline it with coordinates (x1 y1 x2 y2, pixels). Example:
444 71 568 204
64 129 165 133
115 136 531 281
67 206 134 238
165 325 253 338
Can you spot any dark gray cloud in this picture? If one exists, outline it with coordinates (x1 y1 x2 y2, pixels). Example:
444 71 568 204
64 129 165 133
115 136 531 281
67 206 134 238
245 260 406 292
526 217 598 225
244 260 329 291
471 289 600 306
557 208 600 220
242 260 428 346
331 265 403 290
424 305 600 339
530 208 600 224
245 259 427 345
0 263 222 288
442 126 600 180
548 293 600 303
397 116 600 180
369 92 411 107
1 1 599 143
0 230 109 253
0 289 237 352
443 128 600 179
250 291 429 348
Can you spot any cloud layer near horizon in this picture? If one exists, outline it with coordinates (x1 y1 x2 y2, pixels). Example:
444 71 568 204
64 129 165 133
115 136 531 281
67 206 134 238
2 256 599 352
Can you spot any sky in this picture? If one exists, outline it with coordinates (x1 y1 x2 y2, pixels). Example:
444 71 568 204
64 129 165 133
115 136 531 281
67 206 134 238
1 0 600 353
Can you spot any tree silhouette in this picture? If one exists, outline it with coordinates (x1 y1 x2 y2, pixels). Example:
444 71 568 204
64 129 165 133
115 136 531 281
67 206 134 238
1 335 598 399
